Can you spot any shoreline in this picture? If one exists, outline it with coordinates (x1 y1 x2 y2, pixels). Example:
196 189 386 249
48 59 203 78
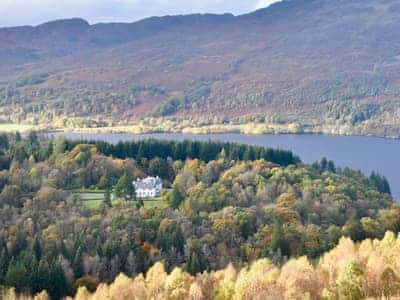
45 127 400 141
1 123 399 140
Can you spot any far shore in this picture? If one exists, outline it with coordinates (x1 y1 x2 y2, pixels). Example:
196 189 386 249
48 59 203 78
1 123 399 140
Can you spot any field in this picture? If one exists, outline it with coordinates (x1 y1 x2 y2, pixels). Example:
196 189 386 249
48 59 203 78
75 191 166 209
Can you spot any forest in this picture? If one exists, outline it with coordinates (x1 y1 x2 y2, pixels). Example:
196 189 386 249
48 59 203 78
5 231 400 299
0 133 397 299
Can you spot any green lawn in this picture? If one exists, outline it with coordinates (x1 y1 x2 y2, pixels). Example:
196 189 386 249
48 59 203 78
139 199 166 208
82 199 166 209
75 191 166 209
79 192 106 201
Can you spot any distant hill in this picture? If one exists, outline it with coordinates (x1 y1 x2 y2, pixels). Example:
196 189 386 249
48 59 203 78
1 0 400 137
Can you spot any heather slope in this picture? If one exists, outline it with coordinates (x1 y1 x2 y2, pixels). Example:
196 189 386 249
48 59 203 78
0 0 400 136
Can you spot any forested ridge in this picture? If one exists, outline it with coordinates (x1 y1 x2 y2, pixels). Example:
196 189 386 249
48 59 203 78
0 133 397 299
64 138 300 167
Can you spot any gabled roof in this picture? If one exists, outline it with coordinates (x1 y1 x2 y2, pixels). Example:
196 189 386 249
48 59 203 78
133 176 162 190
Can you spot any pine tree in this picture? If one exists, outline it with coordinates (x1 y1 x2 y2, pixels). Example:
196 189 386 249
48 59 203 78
48 261 69 300
32 236 42 261
186 251 202 275
0 238 9 282
114 173 135 200
5 258 30 292
104 188 112 207
33 259 50 294
72 247 84 279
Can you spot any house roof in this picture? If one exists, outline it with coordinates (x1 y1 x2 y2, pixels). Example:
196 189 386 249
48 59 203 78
133 176 162 190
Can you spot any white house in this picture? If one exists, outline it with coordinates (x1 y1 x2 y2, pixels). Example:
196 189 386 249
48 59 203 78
133 176 162 198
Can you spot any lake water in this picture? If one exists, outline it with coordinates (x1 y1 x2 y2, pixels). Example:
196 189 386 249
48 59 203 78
51 132 400 200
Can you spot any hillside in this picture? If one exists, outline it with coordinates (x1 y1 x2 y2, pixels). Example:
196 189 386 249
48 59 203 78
1 0 400 137
5 232 400 299
0 134 396 298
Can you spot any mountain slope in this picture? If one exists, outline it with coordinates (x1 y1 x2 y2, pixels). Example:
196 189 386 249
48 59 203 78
0 0 400 136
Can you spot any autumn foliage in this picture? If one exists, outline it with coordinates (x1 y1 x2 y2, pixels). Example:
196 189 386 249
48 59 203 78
5 232 400 300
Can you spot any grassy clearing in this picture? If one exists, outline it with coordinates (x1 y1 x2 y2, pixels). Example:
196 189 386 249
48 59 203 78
82 199 166 209
75 191 166 209
139 199 166 208
79 192 105 201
